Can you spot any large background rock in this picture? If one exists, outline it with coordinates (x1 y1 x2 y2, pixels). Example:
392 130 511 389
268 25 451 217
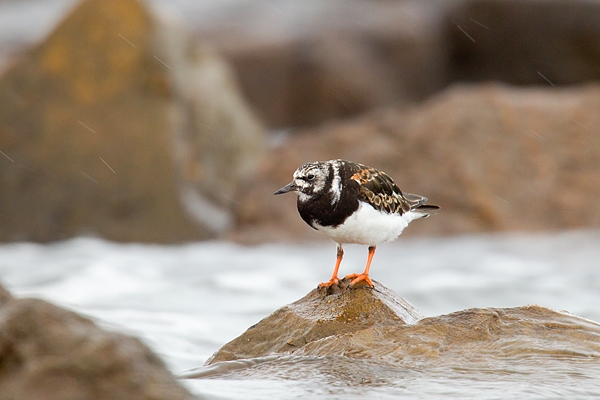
0 283 192 400
0 0 264 243
232 83 600 242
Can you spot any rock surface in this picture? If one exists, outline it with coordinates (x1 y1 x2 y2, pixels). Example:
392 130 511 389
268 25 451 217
0 0 264 243
0 283 192 400
204 279 600 370
232 83 600 242
207 279 423 364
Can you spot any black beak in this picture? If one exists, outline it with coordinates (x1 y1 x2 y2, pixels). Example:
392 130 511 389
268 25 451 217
274 181 297 195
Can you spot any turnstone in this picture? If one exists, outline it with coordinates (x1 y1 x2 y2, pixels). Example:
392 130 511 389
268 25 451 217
274 159 439 288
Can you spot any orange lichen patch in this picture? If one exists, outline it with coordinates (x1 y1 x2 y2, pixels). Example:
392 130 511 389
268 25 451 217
35 0 154 105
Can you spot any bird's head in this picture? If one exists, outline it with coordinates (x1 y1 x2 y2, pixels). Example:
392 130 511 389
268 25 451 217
274 161 330 202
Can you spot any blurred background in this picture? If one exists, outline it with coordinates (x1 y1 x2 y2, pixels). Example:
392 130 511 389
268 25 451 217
1 0 600 243
1 0 600 398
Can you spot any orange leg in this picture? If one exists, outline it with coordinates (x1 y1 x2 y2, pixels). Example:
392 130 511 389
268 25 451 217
345 246 375 287
318 244 343 288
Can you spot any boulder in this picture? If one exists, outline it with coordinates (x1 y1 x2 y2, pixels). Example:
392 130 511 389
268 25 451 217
0 283 193 400
206 279 423 364
200 279 600 377
231 83 600 242
0 0 264 243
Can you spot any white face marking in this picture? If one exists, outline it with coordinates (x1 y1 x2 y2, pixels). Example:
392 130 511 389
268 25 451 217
297 192 311 202
291 162 330 202
329 160 341 205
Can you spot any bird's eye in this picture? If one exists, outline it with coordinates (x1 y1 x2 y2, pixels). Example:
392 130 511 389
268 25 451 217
306 174 315 180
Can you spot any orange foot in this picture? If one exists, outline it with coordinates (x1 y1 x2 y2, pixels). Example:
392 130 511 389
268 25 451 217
344 273 374 288
318 277 340 289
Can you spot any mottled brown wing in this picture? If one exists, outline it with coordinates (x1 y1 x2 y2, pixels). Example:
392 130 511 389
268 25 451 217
350 166 412 215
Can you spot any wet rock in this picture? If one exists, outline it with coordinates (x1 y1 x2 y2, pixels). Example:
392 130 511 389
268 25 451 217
207 279 423 364
0 283 193 400
231 83 600 242
0 0 264 243
296 305 600 362
205 280 600 368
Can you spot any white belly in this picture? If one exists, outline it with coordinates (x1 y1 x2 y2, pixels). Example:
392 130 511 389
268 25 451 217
314 202 424 245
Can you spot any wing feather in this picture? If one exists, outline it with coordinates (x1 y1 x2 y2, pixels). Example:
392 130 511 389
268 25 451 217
349 163 439 215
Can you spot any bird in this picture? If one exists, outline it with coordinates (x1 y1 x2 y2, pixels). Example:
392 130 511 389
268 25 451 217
274 159 439 288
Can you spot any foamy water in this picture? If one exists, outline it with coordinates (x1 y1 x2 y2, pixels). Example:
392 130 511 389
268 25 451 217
1 230 600 398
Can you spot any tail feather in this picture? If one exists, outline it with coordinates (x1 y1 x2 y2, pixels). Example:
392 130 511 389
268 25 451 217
404 193 440 215
416 204 441 211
